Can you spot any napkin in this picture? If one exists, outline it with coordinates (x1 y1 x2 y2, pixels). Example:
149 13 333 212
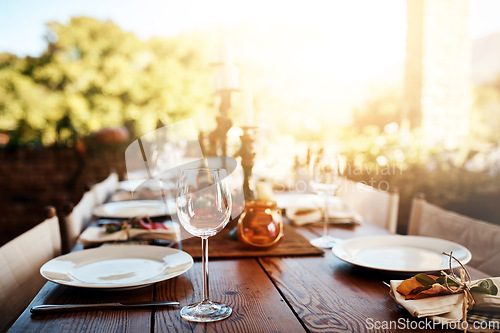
390 277 500 325
78 222 181 246
284 195 362 226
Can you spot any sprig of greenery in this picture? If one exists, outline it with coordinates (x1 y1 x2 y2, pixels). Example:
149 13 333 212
414 273 497 296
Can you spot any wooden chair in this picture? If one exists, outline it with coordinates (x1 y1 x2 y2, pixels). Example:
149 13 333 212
61 190 96 253
408 193 500 276
61 172 119 253
0 207 61 332
337 179 399 233
91 171 119 206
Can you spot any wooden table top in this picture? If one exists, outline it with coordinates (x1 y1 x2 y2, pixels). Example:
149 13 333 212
8 221 489 333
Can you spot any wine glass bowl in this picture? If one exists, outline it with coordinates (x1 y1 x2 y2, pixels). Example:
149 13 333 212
177 190 231 238
176 167 233 322
308 153 343 249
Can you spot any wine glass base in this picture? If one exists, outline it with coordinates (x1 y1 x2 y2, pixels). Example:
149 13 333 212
180 301 232 322
310 235 340 249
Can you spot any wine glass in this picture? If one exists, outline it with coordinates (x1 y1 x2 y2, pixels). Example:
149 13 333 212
308 152 343 248
176 167 233 322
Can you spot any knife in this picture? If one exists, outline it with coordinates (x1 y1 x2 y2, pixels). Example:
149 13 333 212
30 301 179 315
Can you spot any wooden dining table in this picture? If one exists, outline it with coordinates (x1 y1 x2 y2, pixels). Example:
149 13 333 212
8 209 489 333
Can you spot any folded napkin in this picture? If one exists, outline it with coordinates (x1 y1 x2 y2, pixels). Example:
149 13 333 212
284 195 362 226
390 277 500 325
78 222 181 246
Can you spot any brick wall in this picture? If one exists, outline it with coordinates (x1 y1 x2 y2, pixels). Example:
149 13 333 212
0 147 127 246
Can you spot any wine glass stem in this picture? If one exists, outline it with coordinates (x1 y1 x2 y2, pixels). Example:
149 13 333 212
323 195 329 237
201 236 210 302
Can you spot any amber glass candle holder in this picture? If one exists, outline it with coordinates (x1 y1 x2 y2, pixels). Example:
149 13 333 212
237 199 283 248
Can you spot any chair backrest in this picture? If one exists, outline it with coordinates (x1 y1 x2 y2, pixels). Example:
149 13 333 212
91 171 119 206
61 172 119 253
408 193 500 276
0 211 61 331
337 179 399 233
61 190 96 253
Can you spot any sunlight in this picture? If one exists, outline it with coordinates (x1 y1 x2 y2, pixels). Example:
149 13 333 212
190 0 408 82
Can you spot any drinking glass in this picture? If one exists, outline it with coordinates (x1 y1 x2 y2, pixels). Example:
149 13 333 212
309 152 343 248
176 167 233 322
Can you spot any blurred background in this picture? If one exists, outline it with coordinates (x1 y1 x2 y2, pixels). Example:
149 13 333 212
1 0 499 243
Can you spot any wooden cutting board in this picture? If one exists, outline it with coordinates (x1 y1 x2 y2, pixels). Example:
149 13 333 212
180 222 324 259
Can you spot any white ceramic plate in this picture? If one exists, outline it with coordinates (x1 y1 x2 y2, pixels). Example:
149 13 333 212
332 235 472 273
40 245 193 289
93 200 174 218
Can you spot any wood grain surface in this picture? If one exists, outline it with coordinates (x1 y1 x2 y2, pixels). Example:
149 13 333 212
153 258 305 332
9 282 154 333
8 219 490 333
259 225 490 333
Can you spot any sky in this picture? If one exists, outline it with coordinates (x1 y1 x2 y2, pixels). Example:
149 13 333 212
1 0 499 127
1 0 499 58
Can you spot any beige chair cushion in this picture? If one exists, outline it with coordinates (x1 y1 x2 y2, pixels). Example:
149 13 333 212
337 179 399 233
408 194 500 276
0 216 61 331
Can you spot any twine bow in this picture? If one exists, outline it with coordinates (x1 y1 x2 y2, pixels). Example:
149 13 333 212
440 252 477 332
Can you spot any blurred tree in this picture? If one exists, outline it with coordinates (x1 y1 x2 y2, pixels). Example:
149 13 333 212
0 17 213 146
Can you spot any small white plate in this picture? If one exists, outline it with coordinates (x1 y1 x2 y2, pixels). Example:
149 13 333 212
40 245 193 289
333 235 472 273
93 200 173 218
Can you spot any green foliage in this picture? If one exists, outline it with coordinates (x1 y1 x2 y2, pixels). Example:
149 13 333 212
338 78 500 228
336 126 500 230
0 17 213 147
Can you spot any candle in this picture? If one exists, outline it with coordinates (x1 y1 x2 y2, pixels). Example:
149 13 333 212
243 92 253 125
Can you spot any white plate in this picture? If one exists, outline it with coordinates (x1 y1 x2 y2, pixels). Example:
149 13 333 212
93 200 173 218
332 235 472 273
40 245 193 289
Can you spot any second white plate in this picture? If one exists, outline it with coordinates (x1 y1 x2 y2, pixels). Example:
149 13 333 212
332 235 472 273
93 200 174 218
40 245 193 289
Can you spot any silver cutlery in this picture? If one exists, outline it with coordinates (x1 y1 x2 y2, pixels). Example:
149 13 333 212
31 300 179 315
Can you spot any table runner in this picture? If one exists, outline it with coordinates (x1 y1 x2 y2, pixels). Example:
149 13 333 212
180 222 324 259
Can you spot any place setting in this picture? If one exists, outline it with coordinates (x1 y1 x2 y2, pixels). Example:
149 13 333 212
276 194 363 227
331 234 500 330
32 166 239 323
77 199 181 247
386 254 500 330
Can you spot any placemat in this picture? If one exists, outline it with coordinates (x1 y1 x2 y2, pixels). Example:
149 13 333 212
180 222 324 259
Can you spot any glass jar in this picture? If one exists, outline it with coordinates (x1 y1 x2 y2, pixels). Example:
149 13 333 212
237 199 283 248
